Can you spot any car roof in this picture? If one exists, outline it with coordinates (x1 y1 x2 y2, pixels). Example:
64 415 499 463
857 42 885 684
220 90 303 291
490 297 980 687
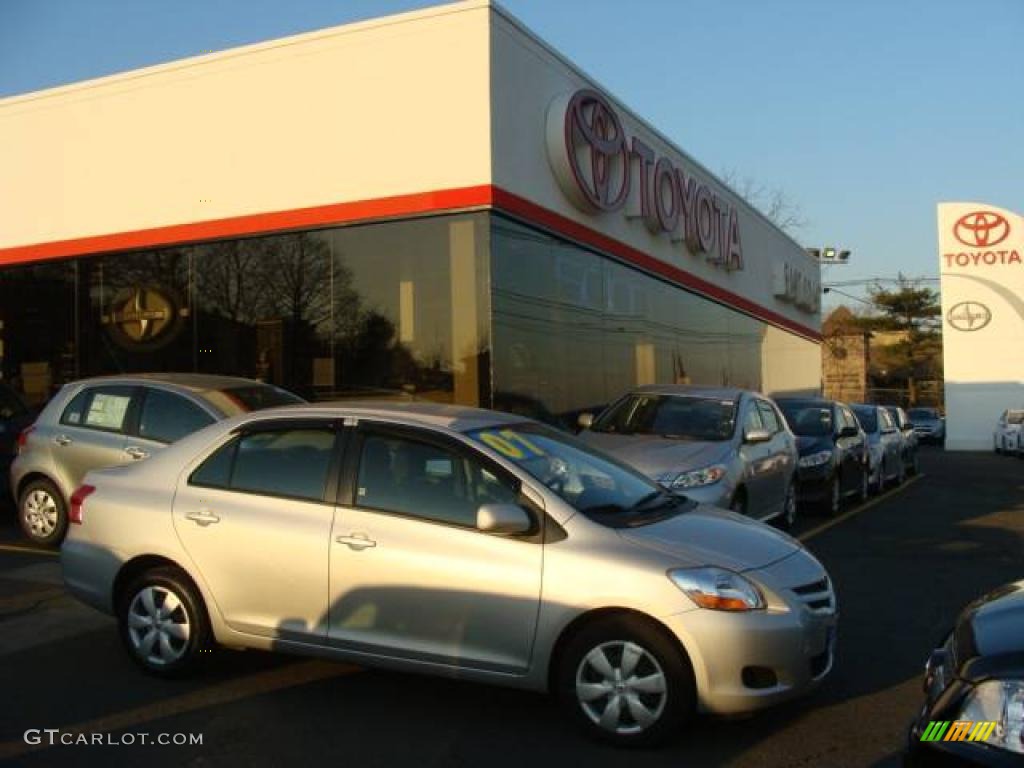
628 384 746 400
774 397 835 408
66 373 272 394
239 400 527 433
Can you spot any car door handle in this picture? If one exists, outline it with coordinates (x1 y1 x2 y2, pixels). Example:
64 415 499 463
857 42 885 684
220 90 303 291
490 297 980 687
185 510 221 527
335 533 376 550
54 434 73 447
124 446 150 460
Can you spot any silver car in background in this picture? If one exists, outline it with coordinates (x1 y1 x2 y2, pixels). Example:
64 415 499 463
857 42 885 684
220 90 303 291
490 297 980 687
10 373 302 545
850 404 904 494
576 387 799 528
63 402 836 746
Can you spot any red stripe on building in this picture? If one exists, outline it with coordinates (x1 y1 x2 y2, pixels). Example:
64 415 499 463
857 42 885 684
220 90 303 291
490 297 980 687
0 183 820 341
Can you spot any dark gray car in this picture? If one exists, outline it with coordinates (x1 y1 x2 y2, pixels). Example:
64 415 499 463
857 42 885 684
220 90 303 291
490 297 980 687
576 386 799 527
10 373 302 546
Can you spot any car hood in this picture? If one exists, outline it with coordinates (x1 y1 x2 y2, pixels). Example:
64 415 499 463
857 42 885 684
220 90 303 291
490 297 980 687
577 431 731 477
795 435 832 455
618 503 802 572
957 580 1024 659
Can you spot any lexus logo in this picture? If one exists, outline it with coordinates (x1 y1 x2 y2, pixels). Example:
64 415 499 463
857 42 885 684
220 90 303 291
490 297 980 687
549 89 630 212
946 301 992 332
954 211 1010 247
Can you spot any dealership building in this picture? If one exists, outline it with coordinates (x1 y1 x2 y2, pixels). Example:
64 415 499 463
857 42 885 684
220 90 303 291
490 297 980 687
0 0 821 421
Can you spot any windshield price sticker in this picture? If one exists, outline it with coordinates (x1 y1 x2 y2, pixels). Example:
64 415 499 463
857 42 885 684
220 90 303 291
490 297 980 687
474 429 545 460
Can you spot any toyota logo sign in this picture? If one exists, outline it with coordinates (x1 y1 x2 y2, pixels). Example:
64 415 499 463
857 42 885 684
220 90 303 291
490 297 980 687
954 211 1010 247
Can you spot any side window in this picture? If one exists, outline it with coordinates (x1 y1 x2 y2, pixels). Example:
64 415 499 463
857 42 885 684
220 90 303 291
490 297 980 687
189 428 335 502
138 389 215 444
355 432 520 528
840 407 857 432
60 386 134 433
743 403 764 433
880 410 894 431
756 401 780 433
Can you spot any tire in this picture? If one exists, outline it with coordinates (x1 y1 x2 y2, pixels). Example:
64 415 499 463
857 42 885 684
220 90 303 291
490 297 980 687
910 450 920 475
858 466 870 503
779 480 798 529
18 478 68 547
823 475 842 518
729 489 747 515
895 457 906 486
557 614 696 747
117 566 212 678
871 462 884 496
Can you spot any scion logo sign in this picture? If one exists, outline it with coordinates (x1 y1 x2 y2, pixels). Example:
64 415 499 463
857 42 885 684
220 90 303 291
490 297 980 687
102 286 187 350
547 89 744 272
946 301 991 332
954 211 1009 247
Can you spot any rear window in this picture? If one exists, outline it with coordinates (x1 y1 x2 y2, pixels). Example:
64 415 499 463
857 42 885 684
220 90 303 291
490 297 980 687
204 385 304 416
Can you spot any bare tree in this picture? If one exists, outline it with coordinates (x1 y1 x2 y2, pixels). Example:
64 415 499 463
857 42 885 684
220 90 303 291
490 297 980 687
720 168 807 233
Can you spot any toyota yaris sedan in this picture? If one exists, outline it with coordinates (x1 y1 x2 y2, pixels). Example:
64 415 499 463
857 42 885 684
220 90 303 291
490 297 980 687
62 402 837 746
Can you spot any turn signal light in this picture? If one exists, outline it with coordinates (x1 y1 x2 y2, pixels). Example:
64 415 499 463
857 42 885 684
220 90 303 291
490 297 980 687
69 485 95 525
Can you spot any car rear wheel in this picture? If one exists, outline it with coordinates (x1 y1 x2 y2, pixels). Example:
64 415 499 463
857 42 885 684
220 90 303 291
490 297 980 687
118 566 211 678
557 615 696 747
18 478 67 547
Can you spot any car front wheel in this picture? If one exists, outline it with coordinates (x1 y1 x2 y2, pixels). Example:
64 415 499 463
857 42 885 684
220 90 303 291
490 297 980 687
18 478 67 547
779 480 798 529
558 615 696 746
118 566 211 678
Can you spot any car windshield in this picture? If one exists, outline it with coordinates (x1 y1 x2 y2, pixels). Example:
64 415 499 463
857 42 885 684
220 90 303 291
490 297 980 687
908 409 937 420
206 384 305 416
852 407 878 433
465 423 685 527
779 404 833 437
1008 412 1024 425
589 394 736 441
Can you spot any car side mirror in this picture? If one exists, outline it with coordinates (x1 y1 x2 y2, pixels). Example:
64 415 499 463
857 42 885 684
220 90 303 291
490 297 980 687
743 427 772 444
838 426 859 438
477 503 532 535
577 412 594 430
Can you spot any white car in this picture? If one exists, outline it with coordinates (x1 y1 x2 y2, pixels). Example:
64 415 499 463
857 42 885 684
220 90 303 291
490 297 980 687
993 409 1024 455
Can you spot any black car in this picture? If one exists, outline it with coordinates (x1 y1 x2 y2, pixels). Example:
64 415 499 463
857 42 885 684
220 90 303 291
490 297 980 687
0 382 34 501
907 581 1024 765
776 397 869 516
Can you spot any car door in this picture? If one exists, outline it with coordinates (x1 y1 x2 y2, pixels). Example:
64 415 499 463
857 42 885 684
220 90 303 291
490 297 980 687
52 385 138 489
328 423 543 673
172 419 340 640
737 399 772 519
130 387 217 459
756 399 792 517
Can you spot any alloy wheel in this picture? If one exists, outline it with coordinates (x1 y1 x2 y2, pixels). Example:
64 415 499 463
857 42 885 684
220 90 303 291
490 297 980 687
575 641 668 735
829 476 841 515
126 586 192 666
784 482 798 527
22 489 58 539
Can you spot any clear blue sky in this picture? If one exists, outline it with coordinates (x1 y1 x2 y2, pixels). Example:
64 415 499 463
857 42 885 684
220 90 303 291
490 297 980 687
2 0 1021 307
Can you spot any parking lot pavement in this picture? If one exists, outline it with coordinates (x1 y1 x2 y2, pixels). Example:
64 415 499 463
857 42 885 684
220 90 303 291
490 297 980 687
0 447 1021 767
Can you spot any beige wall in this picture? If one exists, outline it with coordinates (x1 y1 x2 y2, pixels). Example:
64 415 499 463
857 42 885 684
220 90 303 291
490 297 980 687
0 2 493 252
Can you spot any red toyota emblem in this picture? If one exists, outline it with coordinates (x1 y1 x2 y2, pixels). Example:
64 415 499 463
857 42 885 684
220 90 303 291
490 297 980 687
954 211 1010 247
563 89 630 211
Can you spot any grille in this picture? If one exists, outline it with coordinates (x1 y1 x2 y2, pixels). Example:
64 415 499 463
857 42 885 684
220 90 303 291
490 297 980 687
790 576 835 615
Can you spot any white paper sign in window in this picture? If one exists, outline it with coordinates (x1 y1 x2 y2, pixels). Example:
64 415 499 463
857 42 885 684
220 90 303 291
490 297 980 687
85 393 131 430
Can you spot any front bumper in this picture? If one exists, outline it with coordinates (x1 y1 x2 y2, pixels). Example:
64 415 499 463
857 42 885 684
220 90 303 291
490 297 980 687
675 482 732 510
664 552 838 714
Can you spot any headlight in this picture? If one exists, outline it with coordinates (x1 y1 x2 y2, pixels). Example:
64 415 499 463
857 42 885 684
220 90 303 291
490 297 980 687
958 679 1024 754
798 449 833 468
668 567 765 611
659 464 727 490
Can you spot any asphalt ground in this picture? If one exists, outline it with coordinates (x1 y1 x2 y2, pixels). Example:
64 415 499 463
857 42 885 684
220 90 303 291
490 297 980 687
0 447 1021 767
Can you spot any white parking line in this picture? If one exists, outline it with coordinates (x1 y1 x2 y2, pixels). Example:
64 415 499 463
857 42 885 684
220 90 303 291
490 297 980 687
798 473 924 542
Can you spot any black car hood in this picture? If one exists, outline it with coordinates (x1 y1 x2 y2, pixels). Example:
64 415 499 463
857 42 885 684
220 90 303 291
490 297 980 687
795 435 832 455
955 581 1024 671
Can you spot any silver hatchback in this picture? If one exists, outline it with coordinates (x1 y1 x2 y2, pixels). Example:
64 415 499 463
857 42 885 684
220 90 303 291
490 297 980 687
577 387 800 527
62 402 837 746
10 373 302 545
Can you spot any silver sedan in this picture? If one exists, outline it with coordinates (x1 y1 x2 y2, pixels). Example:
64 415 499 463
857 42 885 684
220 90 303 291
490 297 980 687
62 402 836 746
